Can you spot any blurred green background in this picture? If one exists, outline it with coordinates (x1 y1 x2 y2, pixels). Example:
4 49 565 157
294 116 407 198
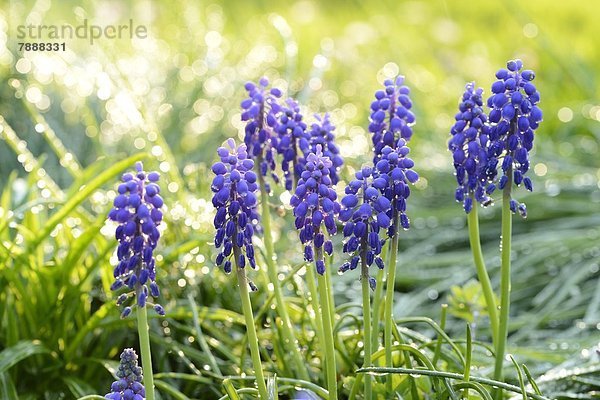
1 0 599 399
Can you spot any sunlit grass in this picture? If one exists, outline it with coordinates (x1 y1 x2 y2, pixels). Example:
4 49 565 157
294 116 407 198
0 0 599 399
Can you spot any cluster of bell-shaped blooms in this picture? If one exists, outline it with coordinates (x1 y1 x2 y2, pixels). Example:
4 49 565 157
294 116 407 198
241 78 283 191
376 143 419 233
211 139 260 274
449 59 542 217
487 59 542 217
449 83 496 212
275 97 310 190
338 166 392 288
105 349 145 400
108 162 165 317
290 145 340 275
305 114 344 184
369 76 416 162
241 78 344 193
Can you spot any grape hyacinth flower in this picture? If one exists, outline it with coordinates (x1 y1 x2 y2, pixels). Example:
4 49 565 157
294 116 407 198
105 348 145 400
241 78 283 191
489 59 542 398
449 84 501 351
377 143 419 232
339 166 393 281
338 165 393 399
211 139 260 276
487 59 542 217
449 83 495 213
369 76 415 162
108 162 165 317
290 145 340 275
378 142 418 394
291 144 340 398
307 114 344 184
275 97 310 190
211 138 269 398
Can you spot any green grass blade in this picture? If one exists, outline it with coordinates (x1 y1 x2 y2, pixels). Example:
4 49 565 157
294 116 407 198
0 372 19 400
154 380 191 400
0 340 50 373
268 374 278 400
222 378 241 400
63 376 96 398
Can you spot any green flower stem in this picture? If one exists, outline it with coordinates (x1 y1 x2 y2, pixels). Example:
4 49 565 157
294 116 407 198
494 166 513 400
325 254 336 331
464 324 473 400
385 210 400 394
467 196 499 346
257 165 310 381
305 261 326 363
135 299 155 400
360 237 373 399
316 247 338 400
234 244 268 400
370 244 387 354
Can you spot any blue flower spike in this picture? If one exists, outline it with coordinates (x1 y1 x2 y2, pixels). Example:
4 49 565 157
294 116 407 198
241 78 283 191
338 167 391 282
290 144 340 275
377 143 418 235
487 59 542 216
105 348 145 400
306 114 344 184
449 82 495 213
369 76 416 162
275 97 310 190
108 162 165 317
211 139 260 283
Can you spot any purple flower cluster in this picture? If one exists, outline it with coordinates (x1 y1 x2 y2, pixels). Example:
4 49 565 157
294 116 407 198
108 162 165 317
275 98 309 190
212 139 260 273
242 78 344 193
241 78 282 188
338 167 392 286
449 59 542 216
449 83 495 212
105 348 145 400
377 143 419 233
290 145 340 275
487 59 542 216
306 114 344 184
369 76 415 162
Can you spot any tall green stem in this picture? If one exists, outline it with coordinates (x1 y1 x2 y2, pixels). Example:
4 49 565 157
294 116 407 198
360 237 373 399
371 240 388 354
257 163 309 380
136 301 155 400
464 324 473 400
305 262 326 372
325 254 336 332
385 210 400 394
494 166 513 400
316 248 338 400
234 245 269 400
467 197 499 347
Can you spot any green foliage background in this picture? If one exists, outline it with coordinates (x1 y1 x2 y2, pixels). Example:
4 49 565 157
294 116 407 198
0 0 599 399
